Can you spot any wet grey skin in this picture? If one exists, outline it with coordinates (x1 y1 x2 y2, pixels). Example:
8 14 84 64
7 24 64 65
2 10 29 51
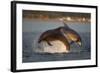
38 18 82 51
61 20 82 47
38 27 70 51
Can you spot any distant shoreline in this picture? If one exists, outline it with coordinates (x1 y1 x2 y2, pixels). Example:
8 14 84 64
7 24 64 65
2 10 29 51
23 18 90 24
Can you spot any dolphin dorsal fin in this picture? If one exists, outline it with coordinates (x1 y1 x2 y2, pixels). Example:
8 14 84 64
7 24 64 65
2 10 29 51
59 18 70 29
63 21 70 29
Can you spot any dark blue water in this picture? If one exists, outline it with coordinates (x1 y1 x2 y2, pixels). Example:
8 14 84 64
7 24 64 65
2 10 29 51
22 19 91 63
22 32 91 63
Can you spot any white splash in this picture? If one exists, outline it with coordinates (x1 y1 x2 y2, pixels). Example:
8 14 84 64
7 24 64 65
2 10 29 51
32 33 69 54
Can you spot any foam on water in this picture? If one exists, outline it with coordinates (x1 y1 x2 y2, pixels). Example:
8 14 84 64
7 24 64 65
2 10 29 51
33 33 69 53
23 31 91 62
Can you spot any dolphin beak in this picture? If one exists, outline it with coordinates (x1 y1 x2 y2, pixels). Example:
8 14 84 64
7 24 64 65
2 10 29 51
77 42 82 47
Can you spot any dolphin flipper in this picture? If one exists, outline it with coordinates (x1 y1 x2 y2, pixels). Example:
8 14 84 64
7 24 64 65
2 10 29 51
47 41 52 46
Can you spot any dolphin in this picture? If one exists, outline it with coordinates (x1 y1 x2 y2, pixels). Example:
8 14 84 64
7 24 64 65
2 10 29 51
60 18 82 47
38 18 82 51
38 27 70 50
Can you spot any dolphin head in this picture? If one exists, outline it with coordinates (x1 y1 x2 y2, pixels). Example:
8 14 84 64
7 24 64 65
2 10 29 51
76 37 82 47
60 28 82 47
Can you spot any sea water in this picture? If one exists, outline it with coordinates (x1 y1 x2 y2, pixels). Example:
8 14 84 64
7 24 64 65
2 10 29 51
22 19 91 63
